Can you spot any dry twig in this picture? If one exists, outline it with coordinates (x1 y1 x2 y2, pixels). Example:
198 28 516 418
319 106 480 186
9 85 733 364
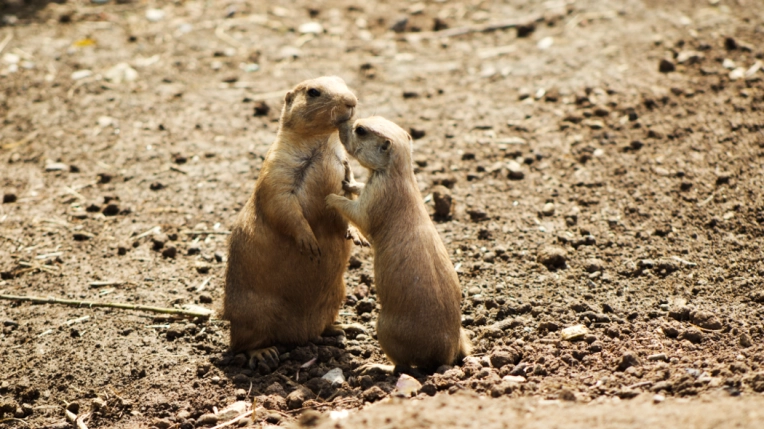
209 411 254 429
182 230 231 236
405 14 541 41
0 294 213 318
0 32 13 54
1 130 39 151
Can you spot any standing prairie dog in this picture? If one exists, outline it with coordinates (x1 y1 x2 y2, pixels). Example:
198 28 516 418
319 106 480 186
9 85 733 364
326 116 472 370
223 76 364 369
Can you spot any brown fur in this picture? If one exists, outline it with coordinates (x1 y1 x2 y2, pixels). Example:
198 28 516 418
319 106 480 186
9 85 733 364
223 76 358 353
326 116 472 369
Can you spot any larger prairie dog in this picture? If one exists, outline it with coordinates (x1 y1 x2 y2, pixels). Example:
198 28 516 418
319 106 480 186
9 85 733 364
326 116 472 370
223 76 360 368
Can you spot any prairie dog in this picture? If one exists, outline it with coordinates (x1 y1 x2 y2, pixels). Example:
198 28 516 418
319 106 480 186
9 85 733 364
223 76 360 367
326 116 472 369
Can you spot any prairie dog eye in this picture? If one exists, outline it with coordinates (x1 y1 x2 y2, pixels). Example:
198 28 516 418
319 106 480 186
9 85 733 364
307 88 321 97
355 126 367 136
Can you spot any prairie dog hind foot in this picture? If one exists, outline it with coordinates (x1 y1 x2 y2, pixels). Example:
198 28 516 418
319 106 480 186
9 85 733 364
322 323 368 337
246 346 279 372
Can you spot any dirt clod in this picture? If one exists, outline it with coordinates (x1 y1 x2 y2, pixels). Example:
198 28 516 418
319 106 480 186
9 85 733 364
616 351 641 371
537 246 568 270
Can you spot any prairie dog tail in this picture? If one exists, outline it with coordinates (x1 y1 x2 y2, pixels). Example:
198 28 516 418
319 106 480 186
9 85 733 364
456 329 473 362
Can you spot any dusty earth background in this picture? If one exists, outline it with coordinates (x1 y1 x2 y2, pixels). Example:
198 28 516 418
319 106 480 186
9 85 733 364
1 0 763 428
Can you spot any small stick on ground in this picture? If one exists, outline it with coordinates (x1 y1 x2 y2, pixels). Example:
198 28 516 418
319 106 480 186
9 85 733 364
209 410 254 429
405 14 541 41
197 277 212 292
89 280 128 288
133 226 161 240
2 130 39 151
182 230 231 236
0 295 213 318
0 417 29 426
76 412 90 429
0 32 13 55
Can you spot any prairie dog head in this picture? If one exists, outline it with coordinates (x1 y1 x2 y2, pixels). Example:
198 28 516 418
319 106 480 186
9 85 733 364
338 116 413 173
281 76 358 135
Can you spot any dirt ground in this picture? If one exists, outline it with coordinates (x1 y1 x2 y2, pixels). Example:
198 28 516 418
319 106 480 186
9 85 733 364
1 0 763 428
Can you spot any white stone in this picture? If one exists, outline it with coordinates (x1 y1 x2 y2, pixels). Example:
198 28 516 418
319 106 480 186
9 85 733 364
146 8 166 22
729 67 745 81
298 22 324 34
105 63 138 83
537 37 554 50
2 53 19 64
322 368 345 386
71 70 93 80
497 137 527 145
395 374 422 396
561 324 589 341
98 116 115 127
217 401 247 421
502 375 527 383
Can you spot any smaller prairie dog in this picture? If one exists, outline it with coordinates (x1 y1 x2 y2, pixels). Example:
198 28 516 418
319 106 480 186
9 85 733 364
326 116 471 370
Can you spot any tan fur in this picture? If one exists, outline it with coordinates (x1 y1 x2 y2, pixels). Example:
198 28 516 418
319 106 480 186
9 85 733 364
326 116 472 369
223 76 358 353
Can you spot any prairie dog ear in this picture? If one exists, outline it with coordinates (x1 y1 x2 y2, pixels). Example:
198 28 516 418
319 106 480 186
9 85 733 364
380 140 391 152
285 90 294 105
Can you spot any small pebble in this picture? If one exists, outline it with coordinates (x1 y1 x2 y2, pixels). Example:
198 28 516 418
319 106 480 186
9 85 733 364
71 70 93 80
253 101 270 117
161 246 177 258
690 310 722 330
286 387 315 410
740 333 752 348
2 193 17 204
298 22 324 34
560 324 588 341
537 37 554 50
199 293 212 304
45 162 68 172
217 401 247 421
507 160 524 180
395 374 422 397
196 413 218 426
361 386 386 403
151 234 168 251
617 351 641 371
322 368 345 387
659 59 675 73
431 185 452 217
537 245 567 270
409 127 426 140
102 204 120 216
390 17 408 33
541 202 555 216
91 397 106 411
146 8 166 22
